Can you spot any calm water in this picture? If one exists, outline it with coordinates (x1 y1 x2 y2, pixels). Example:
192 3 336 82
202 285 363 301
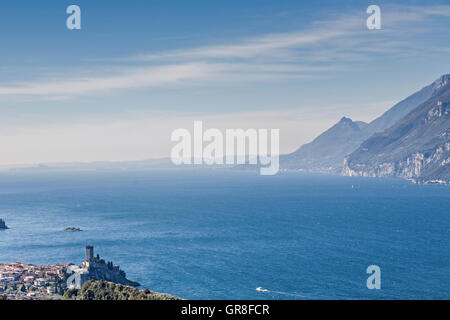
0 170 448 299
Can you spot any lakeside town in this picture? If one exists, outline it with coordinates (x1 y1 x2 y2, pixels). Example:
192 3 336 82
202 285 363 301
1 217 177 300
0 261 69 300
0 245 139 300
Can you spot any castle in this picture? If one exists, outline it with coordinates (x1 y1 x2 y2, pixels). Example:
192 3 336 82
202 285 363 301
66 245 139 289
81 245 121 272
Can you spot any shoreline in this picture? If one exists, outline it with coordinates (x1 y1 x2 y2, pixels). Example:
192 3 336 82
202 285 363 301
0 260 178 300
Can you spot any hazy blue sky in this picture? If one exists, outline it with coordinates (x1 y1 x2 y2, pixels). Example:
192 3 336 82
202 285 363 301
0 0 450 165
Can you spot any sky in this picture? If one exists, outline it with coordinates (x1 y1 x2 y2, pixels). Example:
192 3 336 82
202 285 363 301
0 0 450 166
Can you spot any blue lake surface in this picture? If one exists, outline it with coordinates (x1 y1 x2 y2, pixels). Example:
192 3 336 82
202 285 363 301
0 170 449 299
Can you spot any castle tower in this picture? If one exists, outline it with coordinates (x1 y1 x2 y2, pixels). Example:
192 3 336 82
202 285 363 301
86 245 94 262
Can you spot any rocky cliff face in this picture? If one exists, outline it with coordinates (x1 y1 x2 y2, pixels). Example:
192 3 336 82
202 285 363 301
343 80 450 185
343 142 450 184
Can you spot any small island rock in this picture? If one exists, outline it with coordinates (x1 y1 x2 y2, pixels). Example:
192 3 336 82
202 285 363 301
64 227 82 232
0 219 8 230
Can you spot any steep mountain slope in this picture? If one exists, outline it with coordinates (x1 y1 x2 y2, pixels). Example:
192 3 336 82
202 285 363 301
343 81 450 184
281 117 367 172
364 75 450 134
282 75 450 172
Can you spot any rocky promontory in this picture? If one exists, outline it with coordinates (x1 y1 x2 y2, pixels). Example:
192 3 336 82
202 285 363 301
66 246 140 289
63 280 179 300
0 219 8 230
0 245 178 300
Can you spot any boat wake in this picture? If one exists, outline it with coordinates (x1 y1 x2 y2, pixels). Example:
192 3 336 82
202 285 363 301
255 287 306 298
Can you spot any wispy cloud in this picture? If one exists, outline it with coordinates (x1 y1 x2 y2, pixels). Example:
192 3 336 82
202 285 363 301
129 29 353 62
0 63 219 99
0 4 449 100
0 62 338 101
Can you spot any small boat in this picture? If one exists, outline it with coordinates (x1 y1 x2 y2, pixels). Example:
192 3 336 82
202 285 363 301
256 287 268 292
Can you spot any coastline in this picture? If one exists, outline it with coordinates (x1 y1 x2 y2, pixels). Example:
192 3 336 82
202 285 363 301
0 261 178 300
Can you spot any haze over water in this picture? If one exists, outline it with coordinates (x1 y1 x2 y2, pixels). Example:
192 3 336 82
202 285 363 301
0 170 448 299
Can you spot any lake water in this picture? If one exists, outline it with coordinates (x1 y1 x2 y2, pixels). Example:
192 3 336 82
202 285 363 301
0 170 448 299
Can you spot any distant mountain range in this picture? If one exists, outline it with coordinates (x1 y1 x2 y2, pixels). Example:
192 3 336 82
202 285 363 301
282 75 450 174
282 74 450 184
3 75 449 185
4 158 175 171
2 158 230 172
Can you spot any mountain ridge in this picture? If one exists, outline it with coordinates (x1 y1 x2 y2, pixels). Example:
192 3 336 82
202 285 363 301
342 77 450 185
281 116 368 172
281 74 450 173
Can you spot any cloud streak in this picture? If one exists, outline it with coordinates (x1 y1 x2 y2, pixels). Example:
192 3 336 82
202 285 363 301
0 4 449 100
129 29 353 62
0 63 219 98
